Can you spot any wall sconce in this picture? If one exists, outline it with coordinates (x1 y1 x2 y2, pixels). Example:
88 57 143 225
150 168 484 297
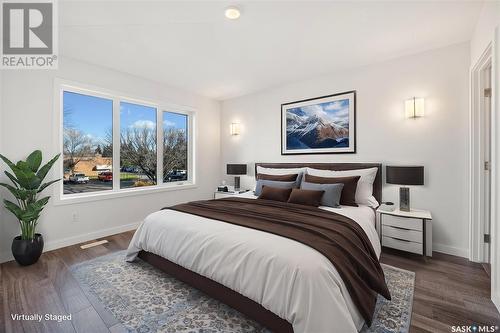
230 122 240 136
405 97 425 118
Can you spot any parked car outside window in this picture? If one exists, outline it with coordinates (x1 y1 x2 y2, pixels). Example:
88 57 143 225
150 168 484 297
98 171 113 182
69 173 90 184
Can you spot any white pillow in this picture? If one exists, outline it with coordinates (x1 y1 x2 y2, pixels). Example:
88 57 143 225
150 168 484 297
256 166 306 176
306 167 379 207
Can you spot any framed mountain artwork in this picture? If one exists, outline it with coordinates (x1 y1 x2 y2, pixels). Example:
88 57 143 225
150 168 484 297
281 91 356 155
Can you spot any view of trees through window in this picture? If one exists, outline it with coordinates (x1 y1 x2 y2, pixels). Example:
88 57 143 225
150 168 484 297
63 91 113 194
119 102 157 189
163 112 188 183
62 89 191 195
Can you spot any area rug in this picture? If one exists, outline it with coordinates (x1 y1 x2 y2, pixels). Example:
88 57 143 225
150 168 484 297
70 251 415 333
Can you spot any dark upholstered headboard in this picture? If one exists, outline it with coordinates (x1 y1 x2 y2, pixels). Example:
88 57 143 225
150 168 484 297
255 162 383 204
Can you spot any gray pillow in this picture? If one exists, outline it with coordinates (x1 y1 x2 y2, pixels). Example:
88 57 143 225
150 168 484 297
300 181 344 208
255 180 296 196
258 172 303 189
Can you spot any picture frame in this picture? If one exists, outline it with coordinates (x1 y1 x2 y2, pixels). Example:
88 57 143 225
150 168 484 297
281 90 356 155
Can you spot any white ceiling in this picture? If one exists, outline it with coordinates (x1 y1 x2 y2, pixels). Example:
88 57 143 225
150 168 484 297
60 1 484 100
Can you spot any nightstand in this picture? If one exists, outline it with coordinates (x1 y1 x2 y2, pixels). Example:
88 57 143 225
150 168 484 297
376 208 432 258
214 190 249 199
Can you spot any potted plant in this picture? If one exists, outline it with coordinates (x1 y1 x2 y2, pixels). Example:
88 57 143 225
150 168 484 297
0 150 60 266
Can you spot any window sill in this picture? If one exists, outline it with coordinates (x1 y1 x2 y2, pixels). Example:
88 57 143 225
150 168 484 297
53 182 197 206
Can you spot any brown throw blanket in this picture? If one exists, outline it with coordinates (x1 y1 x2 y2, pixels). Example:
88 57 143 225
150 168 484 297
166 197 391 326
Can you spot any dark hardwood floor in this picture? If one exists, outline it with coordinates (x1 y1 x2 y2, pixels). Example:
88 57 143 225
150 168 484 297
381 248 500 332
1 231 499 333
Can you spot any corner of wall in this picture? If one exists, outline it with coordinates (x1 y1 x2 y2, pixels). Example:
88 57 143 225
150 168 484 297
493 289 500 313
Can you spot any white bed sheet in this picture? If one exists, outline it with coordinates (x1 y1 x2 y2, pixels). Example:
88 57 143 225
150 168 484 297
126 192 379 333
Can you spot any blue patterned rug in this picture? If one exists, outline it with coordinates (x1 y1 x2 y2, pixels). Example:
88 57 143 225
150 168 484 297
70 251 414 333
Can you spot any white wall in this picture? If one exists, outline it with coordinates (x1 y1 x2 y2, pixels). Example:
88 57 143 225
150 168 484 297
221 42 470 257
470 1 500 67
0 57 221 263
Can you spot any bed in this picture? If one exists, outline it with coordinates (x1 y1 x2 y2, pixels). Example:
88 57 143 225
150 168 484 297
126 162 384 333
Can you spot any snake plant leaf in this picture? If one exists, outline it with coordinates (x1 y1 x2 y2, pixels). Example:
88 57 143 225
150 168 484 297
3 200 23 221
16 160 32 172
20 197 50 222
4 171 20 188
0 184 36 201
28 175 42 191
0 153 17 172
14 168 39 190
20 210 39 223
1 160 35 189
38 179 61 193
33 196 50 209
0 182 21 198
25 150 42 172
10 168 32 189
21 189 37 201
36 153 60 183
16 198 48 223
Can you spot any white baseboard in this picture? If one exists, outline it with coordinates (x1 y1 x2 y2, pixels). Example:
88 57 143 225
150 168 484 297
0 221 140 264
0 251 13 264
433 243 469 258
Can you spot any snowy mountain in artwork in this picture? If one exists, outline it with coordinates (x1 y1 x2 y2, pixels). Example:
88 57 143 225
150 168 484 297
286 99 350 150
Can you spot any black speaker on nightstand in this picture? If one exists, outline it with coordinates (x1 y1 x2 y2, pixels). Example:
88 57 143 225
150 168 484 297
386 166 424 211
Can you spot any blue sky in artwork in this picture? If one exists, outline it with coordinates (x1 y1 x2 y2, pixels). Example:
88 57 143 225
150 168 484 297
288 98 350 125
63 92 187 145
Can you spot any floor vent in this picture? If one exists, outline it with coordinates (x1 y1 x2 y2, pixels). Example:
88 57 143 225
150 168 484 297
80 240 108 249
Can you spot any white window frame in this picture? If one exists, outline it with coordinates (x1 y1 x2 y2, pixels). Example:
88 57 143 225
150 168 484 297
53 79 196 205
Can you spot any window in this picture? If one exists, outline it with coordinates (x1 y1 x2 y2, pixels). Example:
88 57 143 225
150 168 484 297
59 84 194 200
163 112 188 183
63 91 113 194
120 102 157 189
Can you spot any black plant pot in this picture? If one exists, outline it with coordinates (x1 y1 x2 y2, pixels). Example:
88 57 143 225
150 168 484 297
11 233 44 266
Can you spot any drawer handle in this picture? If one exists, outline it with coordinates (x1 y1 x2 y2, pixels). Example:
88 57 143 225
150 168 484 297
384 225 411 231
387 236 412 243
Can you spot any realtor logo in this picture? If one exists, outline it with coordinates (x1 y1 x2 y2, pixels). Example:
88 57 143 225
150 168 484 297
1 0 58 69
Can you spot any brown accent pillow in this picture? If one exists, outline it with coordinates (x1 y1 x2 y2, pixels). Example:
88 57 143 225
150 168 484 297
258 185 293 202
287 188 325 207
256 173 298 182
304 174 360 207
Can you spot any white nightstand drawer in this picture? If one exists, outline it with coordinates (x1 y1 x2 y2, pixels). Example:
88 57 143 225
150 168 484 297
381 214 423 231
214 192 235 199
382 236 423 255
214 191 249 199
382 225 422 243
